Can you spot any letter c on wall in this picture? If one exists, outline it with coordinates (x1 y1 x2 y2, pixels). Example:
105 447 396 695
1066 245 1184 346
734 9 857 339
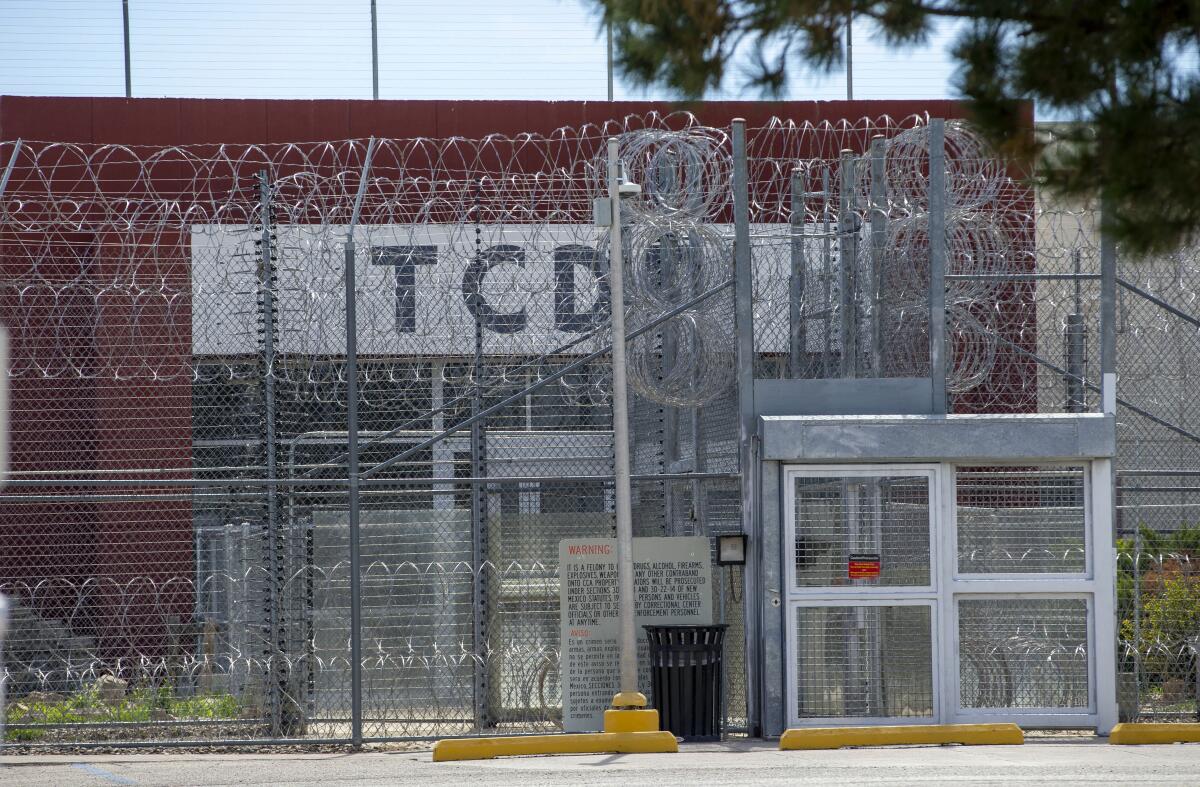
462 244 527 334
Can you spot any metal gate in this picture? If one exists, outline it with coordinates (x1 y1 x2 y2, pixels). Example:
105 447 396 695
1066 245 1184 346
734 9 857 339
783 462 1118 730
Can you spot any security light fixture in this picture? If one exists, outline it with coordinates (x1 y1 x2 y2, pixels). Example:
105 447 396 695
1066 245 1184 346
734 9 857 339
717 533 748 566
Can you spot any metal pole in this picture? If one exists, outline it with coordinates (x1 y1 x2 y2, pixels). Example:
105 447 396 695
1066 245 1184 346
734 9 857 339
1065 248 1087 412
257 171 283 736
731 118 759 735
470 176 490 729
607 138 640 704
928 120 947 414
0 140 23 204
607 19 614 101
838 149 858 377
1101 204 1117 415
344 237 363 747
845 15 853 101
788 167 806 377
821 167 833 377
868 135 886 375
122 0 132 97
345 138 377 749
1099 195 1120 721
370 0 379 100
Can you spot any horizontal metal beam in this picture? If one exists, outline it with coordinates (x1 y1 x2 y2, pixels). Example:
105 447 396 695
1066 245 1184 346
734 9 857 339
1116 486 1200 493
2 471 737 489
1118 277 1200 329
988 330 1200 446
1119 469 1200 477
945 273 1101 281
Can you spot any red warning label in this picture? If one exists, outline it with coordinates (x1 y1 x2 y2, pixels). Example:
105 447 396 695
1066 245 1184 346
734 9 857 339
848 553 882 580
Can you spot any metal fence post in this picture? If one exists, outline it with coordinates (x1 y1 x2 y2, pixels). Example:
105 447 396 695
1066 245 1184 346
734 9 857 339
838 149 858 378
345 138 377 748
820 167 833 376
1099 193 1121 728
868 135 887 376
788 167 806 378
731 118 759 736
256 171 284 736
122 0 132 97
1065 248 1088 412
1101 200 1117 415
0 140 23 202
606 19 614 101
370 0 379 100
928 120 948 414
469 176 491 730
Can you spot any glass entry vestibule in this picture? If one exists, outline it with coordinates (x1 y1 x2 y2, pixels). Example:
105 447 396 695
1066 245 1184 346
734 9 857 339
781 461 1117 730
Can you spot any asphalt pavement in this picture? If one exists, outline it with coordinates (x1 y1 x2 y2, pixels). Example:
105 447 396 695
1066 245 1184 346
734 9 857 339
3 739 1200 786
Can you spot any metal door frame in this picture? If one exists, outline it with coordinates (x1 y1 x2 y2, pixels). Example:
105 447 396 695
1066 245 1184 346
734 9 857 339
782 460 1118 731
783 464 941 728
939 459 1117 729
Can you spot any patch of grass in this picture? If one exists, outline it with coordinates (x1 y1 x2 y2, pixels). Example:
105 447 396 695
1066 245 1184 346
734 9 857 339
5 685 242 741
168 693 240 720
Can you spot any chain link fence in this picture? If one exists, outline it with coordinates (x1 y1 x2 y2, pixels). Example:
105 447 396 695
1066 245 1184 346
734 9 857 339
0 112 1197 747
0 115 750 746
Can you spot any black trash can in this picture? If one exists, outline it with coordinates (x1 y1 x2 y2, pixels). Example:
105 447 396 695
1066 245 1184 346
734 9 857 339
644 624 727 741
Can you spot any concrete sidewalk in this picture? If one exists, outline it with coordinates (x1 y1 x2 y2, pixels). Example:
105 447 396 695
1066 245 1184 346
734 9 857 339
3 740 1200 786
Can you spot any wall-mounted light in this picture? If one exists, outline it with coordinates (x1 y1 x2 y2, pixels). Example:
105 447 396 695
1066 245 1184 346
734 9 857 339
716 533 748 566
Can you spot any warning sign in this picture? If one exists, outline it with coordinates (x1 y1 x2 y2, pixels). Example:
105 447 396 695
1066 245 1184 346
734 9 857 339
848 553 882 579
559 537 713 732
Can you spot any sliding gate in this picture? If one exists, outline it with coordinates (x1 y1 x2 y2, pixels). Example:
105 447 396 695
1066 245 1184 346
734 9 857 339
783 462 1117 730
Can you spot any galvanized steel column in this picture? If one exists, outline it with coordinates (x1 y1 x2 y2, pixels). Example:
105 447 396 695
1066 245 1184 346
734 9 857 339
928 120 947 414
607 138 638 699
345 138 377 747
731 118 759 734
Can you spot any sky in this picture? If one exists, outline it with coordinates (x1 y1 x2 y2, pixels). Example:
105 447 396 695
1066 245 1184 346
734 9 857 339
0 0 964 103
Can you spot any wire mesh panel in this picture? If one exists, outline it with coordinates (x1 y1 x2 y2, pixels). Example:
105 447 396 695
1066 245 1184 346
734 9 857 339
793 604 934 720
0 112 757 746
1116 472 1200 722
957 597 1090 711
0 482 330 744
792 474 932 589
956 466 1088 574
5 105 1199 743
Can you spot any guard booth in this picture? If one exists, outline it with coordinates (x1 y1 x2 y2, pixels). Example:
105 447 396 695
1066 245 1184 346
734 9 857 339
754 403 1119 735
724 116 1122 738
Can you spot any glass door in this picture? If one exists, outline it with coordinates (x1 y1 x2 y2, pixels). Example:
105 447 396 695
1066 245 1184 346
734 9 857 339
782 460 1118 731
784 466 940 727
